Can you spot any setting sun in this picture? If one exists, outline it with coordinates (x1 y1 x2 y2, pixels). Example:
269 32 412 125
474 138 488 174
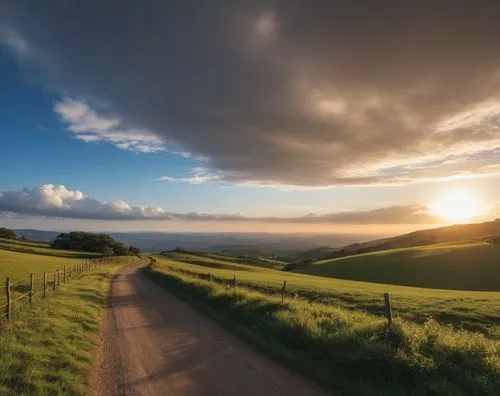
428 189 487 223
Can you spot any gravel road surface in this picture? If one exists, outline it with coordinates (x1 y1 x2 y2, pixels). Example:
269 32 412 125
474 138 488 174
90 264 328 396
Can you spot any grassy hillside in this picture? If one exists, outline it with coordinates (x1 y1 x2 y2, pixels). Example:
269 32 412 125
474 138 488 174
0 249 87 281
153 253 500 338
147 256 500 395
0 247 141 394
163 250 287 270
294 219 500 262
207 252 287 269
0 237 101 259
295 242 500 291
292 245 340 262
0 264 127 394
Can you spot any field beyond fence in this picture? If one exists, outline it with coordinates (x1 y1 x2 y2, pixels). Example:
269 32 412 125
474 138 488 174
1 256 120 325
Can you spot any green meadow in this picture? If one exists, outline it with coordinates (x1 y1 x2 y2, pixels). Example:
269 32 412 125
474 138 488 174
295 242 500 291
156 253 500 338
0 241 140 394
0 237 101 259
0 265 124 394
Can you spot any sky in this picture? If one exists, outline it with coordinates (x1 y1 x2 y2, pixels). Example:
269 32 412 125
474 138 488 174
1 1 500 235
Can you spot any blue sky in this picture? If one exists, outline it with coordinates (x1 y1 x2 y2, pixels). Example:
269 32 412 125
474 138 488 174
1 2 500 233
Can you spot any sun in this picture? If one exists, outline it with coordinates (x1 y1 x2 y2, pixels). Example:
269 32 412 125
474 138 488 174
428 189 486 223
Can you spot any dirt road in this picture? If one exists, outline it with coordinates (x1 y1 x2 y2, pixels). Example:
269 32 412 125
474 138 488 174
91 264 328 396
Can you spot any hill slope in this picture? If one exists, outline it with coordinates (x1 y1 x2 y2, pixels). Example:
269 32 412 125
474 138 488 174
294 219 500 262
294 242 500 291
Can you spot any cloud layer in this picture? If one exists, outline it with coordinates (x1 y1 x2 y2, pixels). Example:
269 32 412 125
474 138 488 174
0 184 439 224
2 2 500 185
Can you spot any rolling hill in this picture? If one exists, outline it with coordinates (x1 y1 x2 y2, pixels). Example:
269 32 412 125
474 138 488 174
294 218 500 262
294 241 500 291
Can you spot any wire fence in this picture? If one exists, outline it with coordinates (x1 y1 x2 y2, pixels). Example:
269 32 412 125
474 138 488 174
149 257 395 325
1 256 122 325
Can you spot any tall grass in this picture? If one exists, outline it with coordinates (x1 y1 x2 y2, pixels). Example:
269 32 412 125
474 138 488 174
155 254 500 339
146 262 500 396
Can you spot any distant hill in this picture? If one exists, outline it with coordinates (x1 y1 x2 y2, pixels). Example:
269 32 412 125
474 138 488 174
293 241 500 291
292 219 500 263
291 246 341 263
13 229 379 254
14 229 60 242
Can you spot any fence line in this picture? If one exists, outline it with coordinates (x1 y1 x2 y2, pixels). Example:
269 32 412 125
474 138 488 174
151 258 395 326
2 255 120 324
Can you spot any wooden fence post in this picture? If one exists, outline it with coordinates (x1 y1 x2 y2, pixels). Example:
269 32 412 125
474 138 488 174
63 266 66 284
281 280 287 303
43 272 47 298
53 272 56 291
29 274 34 305
232 275 237 287
5 277 11 322
384 292 393 326
57 270 60 288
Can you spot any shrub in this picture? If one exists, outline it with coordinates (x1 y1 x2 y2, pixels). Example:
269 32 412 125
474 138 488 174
51 231 129 255
0 227 16 239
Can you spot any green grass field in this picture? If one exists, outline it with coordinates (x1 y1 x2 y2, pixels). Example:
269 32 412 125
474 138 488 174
156 253 500 338
0 248 141 394
204 252 288 269
0 237 102 259
294 242 500 291
147 255 500 395
0 238 50 249
0 266 119 394
0 249 88 280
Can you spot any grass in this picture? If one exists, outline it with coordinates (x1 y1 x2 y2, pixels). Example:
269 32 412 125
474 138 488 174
146 258 500 395
0 237 101 259
0 252 140 395
161 251 265 272
0 238 50 249
296 242 500 292
0 249 87 281
156 253 500 339
205 252 288 269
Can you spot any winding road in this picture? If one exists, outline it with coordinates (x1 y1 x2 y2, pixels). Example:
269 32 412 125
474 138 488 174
90 264 328 396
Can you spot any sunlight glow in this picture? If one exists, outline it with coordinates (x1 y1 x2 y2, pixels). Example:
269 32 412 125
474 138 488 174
428 189 487 223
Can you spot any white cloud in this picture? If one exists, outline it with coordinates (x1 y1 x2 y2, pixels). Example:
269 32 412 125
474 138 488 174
54 97 166 153
157 167 223 184
0 184 168 220
0 184 444 224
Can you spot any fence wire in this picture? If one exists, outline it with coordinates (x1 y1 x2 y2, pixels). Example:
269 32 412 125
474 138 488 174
1 256 123 325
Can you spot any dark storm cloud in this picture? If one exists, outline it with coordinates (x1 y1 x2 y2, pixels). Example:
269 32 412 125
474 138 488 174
0 185 437 224
2 1 500 186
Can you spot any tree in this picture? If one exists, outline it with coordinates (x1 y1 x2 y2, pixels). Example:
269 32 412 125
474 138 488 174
51 231 131 255
128 246 140 255
102 246 114 256
0 227 16 239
